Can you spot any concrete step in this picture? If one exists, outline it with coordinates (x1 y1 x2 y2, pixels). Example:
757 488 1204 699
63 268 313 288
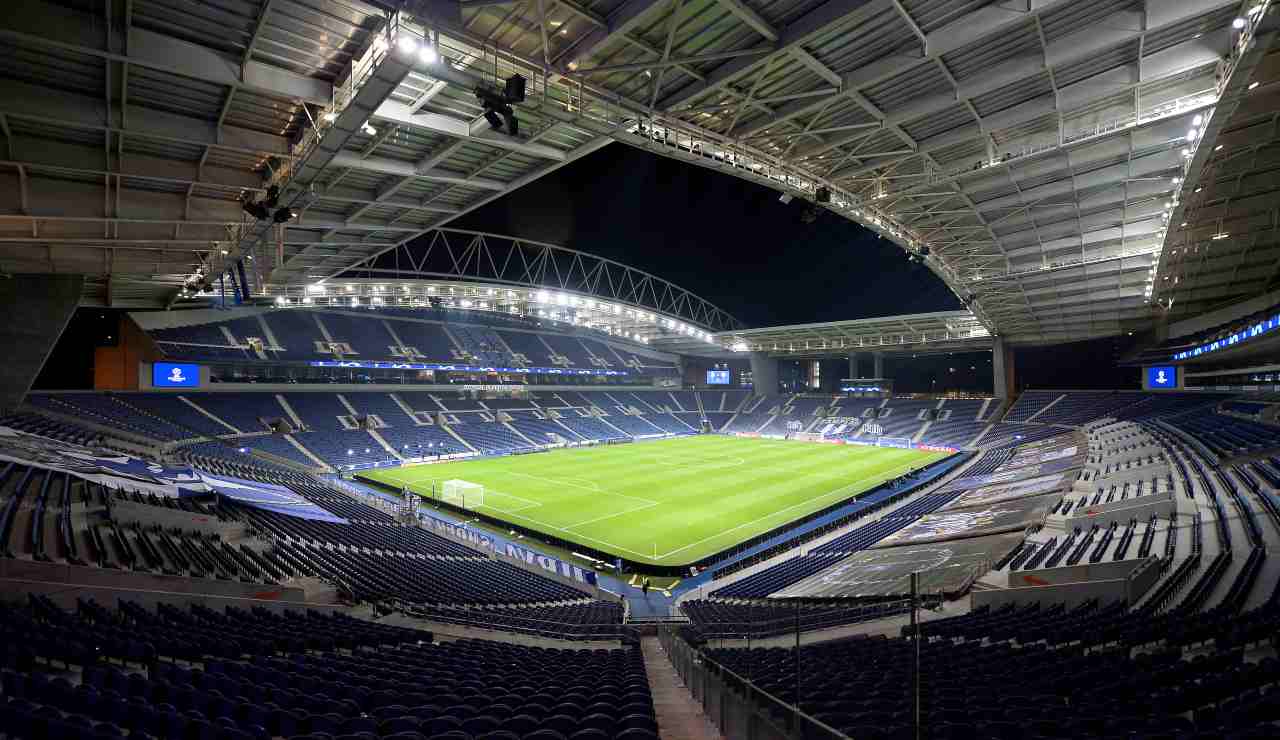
640 636 722 740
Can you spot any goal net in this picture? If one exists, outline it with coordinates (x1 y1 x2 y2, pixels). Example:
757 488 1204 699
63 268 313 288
875 436 914 449
441 479 485 509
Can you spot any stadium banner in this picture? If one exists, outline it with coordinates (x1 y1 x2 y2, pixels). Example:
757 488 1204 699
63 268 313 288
0 425 206 497
770 533 1023 600
417 511 598 586
1007 442 1081 467
198 471 347 523
939 473 1074 512
916 444 958 453
871 492 1063 548
309 360 627 376
946 455 1082 490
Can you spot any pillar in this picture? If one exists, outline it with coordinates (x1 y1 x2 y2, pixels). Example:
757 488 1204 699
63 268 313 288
872 352 884 379
0 274 85 414
750 352 779 397
848 354 859 380
992 336 1015 399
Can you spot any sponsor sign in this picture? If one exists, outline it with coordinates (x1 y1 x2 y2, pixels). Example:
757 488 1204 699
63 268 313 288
309 360 626 376
418 510 597 585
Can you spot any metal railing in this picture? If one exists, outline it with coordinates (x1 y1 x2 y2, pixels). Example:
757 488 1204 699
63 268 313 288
658 626 850 740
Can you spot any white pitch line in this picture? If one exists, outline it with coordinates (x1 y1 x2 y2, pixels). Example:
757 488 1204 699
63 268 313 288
562 501 662 531
654 455 938 561
502 470 658 506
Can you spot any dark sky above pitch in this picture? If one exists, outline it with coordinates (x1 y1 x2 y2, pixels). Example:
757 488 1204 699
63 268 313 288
450 143 961 328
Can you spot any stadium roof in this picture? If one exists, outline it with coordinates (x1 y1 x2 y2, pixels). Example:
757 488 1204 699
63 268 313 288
1 0 1276 348
715 309 991 356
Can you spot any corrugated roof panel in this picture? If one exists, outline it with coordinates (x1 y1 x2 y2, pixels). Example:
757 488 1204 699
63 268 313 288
940 17 1039 81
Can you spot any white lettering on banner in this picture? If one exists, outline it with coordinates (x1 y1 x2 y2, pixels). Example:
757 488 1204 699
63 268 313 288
418 511 597 585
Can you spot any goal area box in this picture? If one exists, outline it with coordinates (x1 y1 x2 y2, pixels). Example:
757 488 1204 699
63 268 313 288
441 479 485 510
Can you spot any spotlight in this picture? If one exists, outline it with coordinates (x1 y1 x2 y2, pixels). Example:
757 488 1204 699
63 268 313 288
322 111 337 123
363 122 377 136
503 73 526 104
397 35 418 55
1233 17 1246 29
419 45 438 64
240 192 270 220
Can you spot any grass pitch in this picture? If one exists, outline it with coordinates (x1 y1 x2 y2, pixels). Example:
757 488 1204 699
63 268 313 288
362 435 948 566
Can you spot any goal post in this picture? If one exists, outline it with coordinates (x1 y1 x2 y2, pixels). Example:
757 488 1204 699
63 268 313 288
441 479 485 510
875 436 914 449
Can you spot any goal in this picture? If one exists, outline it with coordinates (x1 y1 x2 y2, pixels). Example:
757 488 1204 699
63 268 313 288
875 436 914 449
441 479 485 510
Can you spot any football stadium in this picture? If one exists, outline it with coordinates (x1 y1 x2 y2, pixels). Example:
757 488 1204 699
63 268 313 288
1 1 1280 739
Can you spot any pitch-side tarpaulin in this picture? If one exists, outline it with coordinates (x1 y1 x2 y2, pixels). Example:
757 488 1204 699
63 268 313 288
872 492 1062 548
199 471 347 523
769 533 1023 600
0 425 207 496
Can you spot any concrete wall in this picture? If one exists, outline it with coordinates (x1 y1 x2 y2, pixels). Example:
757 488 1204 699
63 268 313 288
0 274 84 414
973 578 1130 610
95 314 161 390
749 352 779 396
1064 493 1176 530
975 555 1161 609
1010 556 1148 589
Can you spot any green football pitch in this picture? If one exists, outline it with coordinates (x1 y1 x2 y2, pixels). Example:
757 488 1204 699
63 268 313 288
361 435 949 567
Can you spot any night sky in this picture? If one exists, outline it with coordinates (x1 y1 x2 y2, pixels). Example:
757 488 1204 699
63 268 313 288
450 143 961 328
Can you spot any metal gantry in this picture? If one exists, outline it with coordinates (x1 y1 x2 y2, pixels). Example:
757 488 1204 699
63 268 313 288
0 0 1276 345
311 227 745 335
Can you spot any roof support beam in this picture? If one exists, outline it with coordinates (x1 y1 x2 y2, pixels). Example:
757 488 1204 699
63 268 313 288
0 0 331 104
574 46 775 75
732 0 1232 140
327 152 510 190
656 0 892 110
552 0 669 69
313 136 614 282
713 0 779 42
